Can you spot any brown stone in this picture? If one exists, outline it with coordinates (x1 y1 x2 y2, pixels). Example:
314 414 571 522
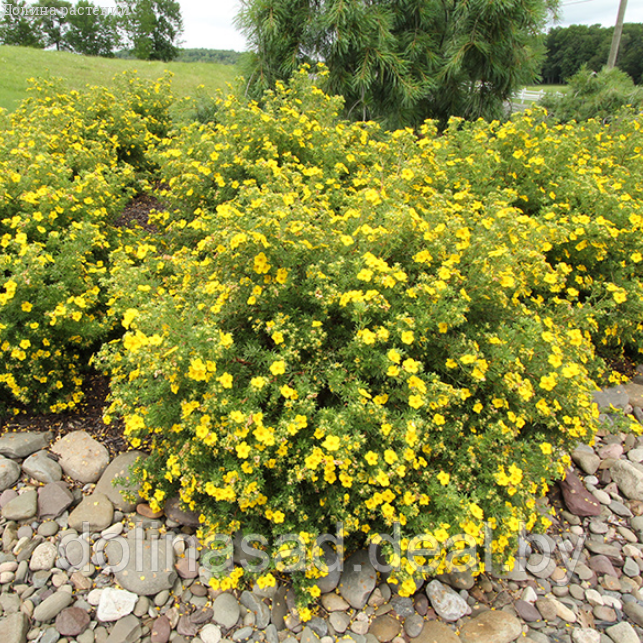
369 615 401 642
55 607 91 637
151 615 171 643
558 470 601 516
137 503 164 519
413 621 460 643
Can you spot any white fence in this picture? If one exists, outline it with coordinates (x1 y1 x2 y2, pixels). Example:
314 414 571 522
512 88 547 103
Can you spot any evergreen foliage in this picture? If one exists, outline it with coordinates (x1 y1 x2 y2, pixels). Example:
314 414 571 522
235 0 559 127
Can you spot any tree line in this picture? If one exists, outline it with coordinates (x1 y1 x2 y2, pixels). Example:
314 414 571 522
542 23 643 85
0 0 182 60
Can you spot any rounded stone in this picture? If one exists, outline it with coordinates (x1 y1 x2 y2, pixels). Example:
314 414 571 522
55 607 91 637
51 431 110 484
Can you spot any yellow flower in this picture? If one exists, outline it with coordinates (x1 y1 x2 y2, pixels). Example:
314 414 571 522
272 331 284 344
437 471 450 486
218 372 233 388
365 451 379 465
539 374 557 391
21 301 32 312
323 435 340 451
384 449 398 465
402 358 419 373
236 442 251 458
408 395 424 409
122 308 139 329
388 349 401 363
251 376 267 389
401 331 414 345
270 360 286 375
188 358 208 381
540 442 552 455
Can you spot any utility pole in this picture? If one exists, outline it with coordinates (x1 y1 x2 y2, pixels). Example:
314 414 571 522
606 0 628 70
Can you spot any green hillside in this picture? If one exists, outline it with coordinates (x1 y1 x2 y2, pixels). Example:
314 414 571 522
0 45 239 113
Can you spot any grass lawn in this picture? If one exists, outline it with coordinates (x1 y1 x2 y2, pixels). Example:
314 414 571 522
0 45 240 113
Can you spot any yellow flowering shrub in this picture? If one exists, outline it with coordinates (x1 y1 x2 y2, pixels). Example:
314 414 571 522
96 69 643 601
0 74 174 413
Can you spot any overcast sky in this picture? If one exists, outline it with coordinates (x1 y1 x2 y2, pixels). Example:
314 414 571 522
179 1 642 52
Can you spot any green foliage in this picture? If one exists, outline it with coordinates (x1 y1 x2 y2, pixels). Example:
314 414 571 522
0 0 46 47
236 0 559 128
540 66 643 123
0 73 174 413
542 23 643 85
64 0 120 57
116 0 182 62
95 70 643 605
176 48 241 66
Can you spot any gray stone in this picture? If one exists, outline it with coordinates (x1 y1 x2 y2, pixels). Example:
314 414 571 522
33 590 73 622
624 382 643 408
329 612 350 634
338 549 377 609
458 609 523 643
390 595 414 617
212 592 241 629
51 431 109 483
0 431 52 458
104 614 142 643
265 624 279 643
426 580 471 622
270 586 288 630
439 569 475 590
404 614 424 638
94 451 146 512
527 554 557 579
163 495 200 527
321 593 350 612
68 492 114 532
0 457 21 491
1 489 37 521
611 459 643 501
623 601 643 627
515 599 542 622
105 534 176 596
572 449 601 475
40 628 62 643
605 621 641 643
593 386 629 411
610 500 633 517
314 544 341 594
0 611 29 643
232 626 254 642
38 521 60 537
38 482 74 519
21 451 62 483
